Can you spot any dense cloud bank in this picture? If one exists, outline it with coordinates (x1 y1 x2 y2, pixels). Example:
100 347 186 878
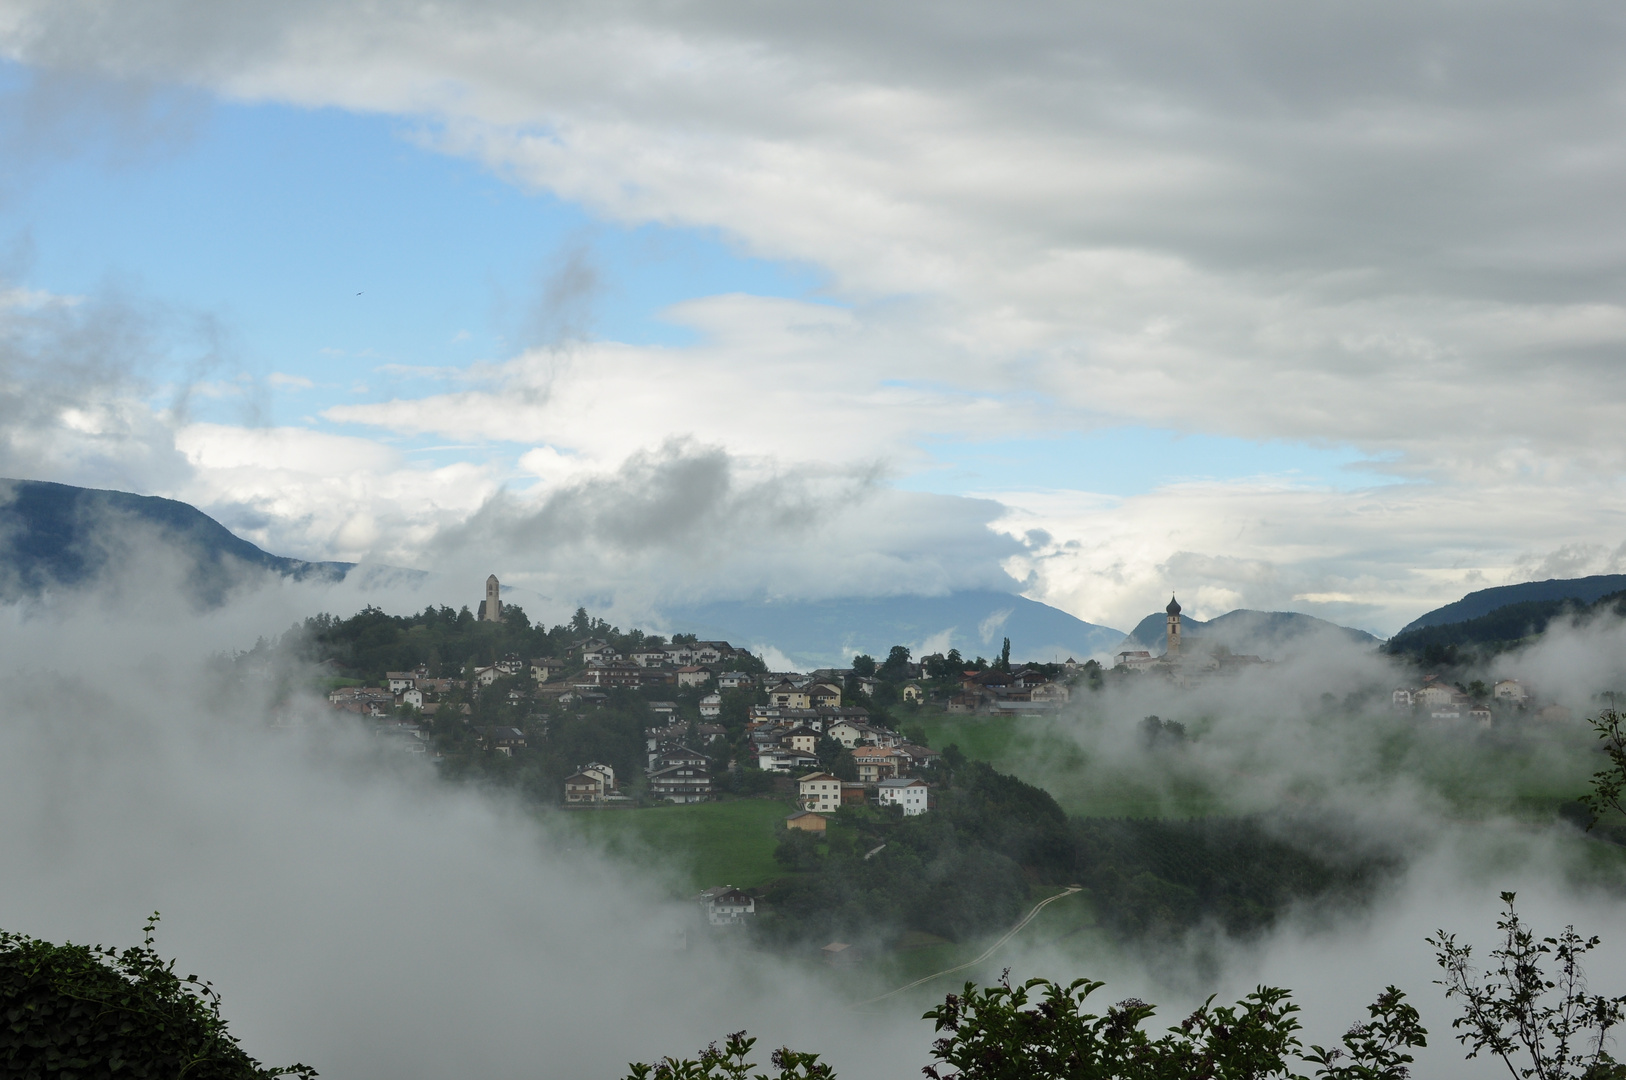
4 3 1626 630
0 565 946 1077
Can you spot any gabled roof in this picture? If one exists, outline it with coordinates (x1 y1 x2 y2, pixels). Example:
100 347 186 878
648 762 710 779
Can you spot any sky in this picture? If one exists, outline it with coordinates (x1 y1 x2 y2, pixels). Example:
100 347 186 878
3 1 1626 635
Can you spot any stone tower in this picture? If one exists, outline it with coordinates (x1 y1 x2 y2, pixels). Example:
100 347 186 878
482 574 502 623
1165 594 1182 658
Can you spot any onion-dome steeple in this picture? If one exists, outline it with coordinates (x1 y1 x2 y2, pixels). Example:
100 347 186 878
1166 594 1181 616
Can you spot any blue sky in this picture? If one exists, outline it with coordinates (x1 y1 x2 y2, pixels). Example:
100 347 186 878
1 4 1621 634
1 70 818 415
0 62 1389 500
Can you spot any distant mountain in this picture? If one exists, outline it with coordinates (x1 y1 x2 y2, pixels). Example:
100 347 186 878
1123 608 1380 656
1397 574 1626 634
0 478 353 604
661 590 1124 670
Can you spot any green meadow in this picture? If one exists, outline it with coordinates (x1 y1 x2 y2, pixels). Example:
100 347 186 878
562 797 789 894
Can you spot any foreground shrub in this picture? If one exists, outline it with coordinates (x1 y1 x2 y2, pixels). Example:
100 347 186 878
0 914 314 1080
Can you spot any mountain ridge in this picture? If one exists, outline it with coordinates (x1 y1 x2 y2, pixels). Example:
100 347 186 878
0 477 353 604
0 479 1121 665
1397 574 1626 634
1122 608 1380 656
660 591 1125 670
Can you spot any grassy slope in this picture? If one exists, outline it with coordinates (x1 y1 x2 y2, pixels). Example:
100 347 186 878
914 705 1608 821
561 705 1619 910
564 798 790 894
914 710 1220 817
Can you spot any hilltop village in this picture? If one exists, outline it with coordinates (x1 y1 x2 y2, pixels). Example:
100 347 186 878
313 582 1577 816
277 579 1596 935
317 576 1089 822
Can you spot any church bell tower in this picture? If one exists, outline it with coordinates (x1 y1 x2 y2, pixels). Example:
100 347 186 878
1165 594 1182 658
481 574 503 622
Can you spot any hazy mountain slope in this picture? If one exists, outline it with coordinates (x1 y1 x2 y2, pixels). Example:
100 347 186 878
1397 574 1626 634
1124 609 1380 655
661 591 1124 669
0 478 352 604
1386 590 1626 658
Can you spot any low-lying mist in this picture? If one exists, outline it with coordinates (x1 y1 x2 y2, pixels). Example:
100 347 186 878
4 556 1626 1079
0 558 933 1077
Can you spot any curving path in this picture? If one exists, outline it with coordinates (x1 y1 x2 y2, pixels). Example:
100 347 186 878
851 885 1083 1007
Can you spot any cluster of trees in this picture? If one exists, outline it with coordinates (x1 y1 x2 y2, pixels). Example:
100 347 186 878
634 912 1626 1079
1072 817 1391 940
759 754 1389 951
0 915 314 1079
280 604 767 686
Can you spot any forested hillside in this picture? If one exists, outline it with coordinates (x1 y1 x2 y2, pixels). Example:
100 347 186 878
1385 589 1626 662
760 758 1394 950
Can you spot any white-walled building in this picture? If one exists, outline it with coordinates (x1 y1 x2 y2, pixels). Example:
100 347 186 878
798 771 843 813
700 887 756 926
677 665 713 687
1494 679 1530 703
876 777 929 815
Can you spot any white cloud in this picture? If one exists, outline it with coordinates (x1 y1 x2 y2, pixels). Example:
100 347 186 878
172 423 498 565
990 476 1626 636
5 2 1625 474
5 2 1626 628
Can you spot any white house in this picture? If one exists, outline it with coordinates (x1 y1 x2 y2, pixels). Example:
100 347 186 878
756 748 818 774
582 642 619 665
798 771 843 813
1029 683 1070 704
1494 679 1529 703
677 665 713 688
718 671 753 689
783 726 821 754
631 647 671 668
826 719 875 748
397 687 424 709
699 693 723 719
1415 684 1460 708
531 658 565 683
1392 688 1415 708
876 777 929 815
701 886 755 926
692 642 731 665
